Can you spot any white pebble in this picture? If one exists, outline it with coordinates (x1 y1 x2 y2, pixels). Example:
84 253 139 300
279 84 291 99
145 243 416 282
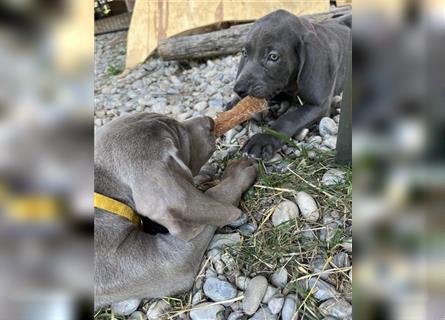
243 276 268 315
271 200 299 226
295 191 319 222
270 268 288 288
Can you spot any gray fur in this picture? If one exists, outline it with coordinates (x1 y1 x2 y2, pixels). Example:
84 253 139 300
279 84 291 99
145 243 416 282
228 9 351 160
95 113 257 308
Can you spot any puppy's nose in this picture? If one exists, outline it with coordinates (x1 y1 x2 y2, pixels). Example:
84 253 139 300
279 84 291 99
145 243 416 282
234 82 248 97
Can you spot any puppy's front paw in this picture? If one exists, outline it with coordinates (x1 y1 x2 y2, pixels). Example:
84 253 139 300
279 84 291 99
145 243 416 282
222 159 258 193
242 133 283 161
224 96 241 110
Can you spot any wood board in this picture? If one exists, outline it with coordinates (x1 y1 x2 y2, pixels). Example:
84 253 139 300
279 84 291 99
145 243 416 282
125 0 329 69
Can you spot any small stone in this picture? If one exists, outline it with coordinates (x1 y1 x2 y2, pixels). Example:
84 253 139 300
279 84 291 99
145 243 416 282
95 118 103 126
177 110 193 121
190 302 224 320
333 115 340 124
232 128 247 141
221 254 236 271
235 276 250 290
152 102 166 113
224 128 238 144
333 252 350 268
205 106 220 118
95 110 106 118
306 278 340 301
192 290 203 306
308 135 322 146
249 308 277 320
319 145 332 152
146 299 171 320
208 233 241 250
238 223 257 236
307 150 317 159
129 311 146 320
262 285 279 303
170 104 184 115
295 191 319 222
322 135 337 150
206 268 217 278
270 268 288 288
319 298 352 319
212 149 229 162
112 298 141 316
320 213 341 244
227 311 244 320
243 276 268 315
195 277 204 290
268 295 284 314
214 260 225 274
312 258 332 280
321 169 345 186
209 98 224 109
203 277 237 302
208 248 222 263
231 301 242 311
301 223 317 239
319 117 338 137
266 153 282 163
282 145 293 155
295 128 309 141
281 294 298 320
341 239 352 252
271 200 299 226
194 101 207 111
228 212 248 228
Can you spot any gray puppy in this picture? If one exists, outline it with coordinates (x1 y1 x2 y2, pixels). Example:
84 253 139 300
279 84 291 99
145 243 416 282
95 113 257 308
229 9 351 160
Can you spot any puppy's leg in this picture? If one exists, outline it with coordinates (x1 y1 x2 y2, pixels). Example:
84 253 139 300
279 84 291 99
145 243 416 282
98 160 257 305
243 102 330 160
224 95 242 110
205 159 257 207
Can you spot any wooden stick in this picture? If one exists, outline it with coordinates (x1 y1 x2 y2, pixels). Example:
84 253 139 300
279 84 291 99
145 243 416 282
213 96 267 137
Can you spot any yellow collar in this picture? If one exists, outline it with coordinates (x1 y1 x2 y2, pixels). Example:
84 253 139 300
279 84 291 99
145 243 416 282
94 192 141 227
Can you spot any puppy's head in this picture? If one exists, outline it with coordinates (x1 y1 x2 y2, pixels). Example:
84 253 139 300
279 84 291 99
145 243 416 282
182 116 216 176
234 10 310 99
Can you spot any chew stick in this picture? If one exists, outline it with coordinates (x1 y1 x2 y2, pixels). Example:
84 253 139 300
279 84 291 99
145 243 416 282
214 96 267 137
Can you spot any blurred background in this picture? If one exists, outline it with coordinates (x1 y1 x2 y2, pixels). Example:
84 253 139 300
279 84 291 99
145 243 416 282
0 0 93 319
353 0 445 319
0 0 444 319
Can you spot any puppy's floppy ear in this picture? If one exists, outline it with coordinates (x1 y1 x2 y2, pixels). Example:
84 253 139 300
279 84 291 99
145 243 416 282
131 147 241 241
291 18 319 84
294 37 306 84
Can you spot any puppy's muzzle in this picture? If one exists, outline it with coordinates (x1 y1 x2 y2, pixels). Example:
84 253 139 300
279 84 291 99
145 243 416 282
234 81 248 98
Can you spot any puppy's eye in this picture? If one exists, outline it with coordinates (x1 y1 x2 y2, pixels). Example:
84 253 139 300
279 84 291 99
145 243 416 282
241 48 247 57
267 53 280 61
268 53 279 61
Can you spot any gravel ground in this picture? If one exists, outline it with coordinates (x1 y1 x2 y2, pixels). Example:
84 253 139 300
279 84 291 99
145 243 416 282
95 31 352 320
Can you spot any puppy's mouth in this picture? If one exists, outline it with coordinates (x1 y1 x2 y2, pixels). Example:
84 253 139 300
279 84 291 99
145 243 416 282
250 86 282 100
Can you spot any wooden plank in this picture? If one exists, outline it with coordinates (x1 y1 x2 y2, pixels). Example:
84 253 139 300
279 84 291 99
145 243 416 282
335 0 352 7
157 9 343 61
126 0 329 69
